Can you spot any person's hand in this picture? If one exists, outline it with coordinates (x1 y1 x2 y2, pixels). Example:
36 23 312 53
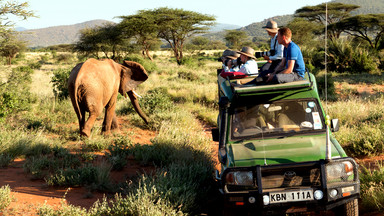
266 72 276 82
263 55 270 60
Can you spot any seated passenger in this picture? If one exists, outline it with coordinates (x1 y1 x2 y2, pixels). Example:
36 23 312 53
220 46 258 79
265 27 305 84
219 49 240 73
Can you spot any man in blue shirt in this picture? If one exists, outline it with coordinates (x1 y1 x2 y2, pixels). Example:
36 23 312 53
266 27 305 84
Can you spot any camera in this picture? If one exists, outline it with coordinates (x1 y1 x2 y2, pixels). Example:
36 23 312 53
255 50 276 58
224 57 243 68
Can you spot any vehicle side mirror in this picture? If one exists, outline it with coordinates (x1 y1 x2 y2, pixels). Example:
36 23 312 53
331 119 339 132
212 128 219 142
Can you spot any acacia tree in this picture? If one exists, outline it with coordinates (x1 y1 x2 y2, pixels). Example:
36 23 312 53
146 7 215 65
119 13 161 61
294 2 359 39
331 14 384 50
74 23 132 60
0 1 35 64
0 29 26 65
224 30 248 50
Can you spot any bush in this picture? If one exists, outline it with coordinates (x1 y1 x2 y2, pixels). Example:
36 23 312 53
327 38 378 74
0 185 12 212
360 163 384 213
51 68 71 100
0 66 35 119
315 73 337 101
56 53 74 63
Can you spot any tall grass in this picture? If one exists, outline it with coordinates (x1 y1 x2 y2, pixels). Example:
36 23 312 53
326 96 384 156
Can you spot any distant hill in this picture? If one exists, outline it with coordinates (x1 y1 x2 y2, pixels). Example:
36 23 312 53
18 20 114 47
17 21 240 48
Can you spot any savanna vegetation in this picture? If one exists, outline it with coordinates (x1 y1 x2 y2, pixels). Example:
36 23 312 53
0 0 384 215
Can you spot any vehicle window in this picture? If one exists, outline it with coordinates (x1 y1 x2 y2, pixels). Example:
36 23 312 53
231 100 324 139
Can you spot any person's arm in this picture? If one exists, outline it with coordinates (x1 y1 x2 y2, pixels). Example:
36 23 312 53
266 57 286 82
279 60 295 74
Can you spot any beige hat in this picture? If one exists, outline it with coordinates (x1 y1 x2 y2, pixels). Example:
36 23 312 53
237 47 256 59
263 20 279 33
221 49 240 59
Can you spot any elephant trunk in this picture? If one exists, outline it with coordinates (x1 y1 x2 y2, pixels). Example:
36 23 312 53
127 91 149 124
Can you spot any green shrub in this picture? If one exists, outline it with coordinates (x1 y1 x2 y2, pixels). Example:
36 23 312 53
51 68 71 100
28 62 42 69
360 163 384 213
56 53 74 63
106 136 132 170
46 163 112 191
0 185 12 212
315 73 337 101
177 71 199 81
0 66 35 119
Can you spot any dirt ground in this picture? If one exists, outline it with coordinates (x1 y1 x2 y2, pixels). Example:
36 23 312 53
0 118 219 215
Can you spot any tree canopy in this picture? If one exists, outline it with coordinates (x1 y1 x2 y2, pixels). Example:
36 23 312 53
119 12 160 61
331 14 384 49
224 30 248 50
143 7 215 65
294 2 360 38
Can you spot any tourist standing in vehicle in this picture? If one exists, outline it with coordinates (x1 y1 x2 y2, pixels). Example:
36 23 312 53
260 20 284 73
266 27 305 83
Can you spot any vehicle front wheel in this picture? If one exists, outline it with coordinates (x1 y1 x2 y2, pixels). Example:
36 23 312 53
332 198 358 216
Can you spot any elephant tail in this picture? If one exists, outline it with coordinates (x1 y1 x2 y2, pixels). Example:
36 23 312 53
127 90 149 124
69 63 84 122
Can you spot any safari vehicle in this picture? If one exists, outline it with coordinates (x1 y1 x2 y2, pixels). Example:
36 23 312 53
212 73 360 215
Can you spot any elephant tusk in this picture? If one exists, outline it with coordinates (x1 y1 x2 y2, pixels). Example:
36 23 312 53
132 90 142 98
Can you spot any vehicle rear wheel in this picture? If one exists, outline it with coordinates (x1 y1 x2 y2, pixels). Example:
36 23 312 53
332 198 358 216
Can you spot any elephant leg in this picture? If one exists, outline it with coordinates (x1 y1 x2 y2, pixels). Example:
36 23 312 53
82 105 103 137
80 109 86 132
111 113 119 130
102 103 116 136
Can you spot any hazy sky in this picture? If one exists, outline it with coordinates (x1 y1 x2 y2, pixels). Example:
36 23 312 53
13 0 331 29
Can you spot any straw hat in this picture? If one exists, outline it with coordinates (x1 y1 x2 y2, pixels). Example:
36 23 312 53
263 20 279 33
221 49 240 59
237 47 256 59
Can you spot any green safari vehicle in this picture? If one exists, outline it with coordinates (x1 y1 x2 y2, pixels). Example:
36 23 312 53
212 73 360 215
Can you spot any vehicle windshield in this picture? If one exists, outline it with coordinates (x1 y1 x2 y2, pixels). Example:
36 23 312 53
231 100 324 140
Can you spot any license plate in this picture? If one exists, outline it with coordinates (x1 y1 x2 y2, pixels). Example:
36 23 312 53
269 189 313 204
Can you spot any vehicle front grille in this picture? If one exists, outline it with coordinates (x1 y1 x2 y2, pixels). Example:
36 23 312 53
261 164 321 190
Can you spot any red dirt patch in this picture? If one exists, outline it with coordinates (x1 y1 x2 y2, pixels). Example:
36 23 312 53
0 117 157 214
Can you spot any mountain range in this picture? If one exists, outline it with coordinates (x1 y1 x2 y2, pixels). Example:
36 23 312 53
17 0 384 48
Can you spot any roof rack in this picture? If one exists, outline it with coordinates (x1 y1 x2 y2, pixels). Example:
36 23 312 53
219 71 314 99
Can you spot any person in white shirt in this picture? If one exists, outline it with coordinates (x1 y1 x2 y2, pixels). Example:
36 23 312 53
260 20 284 73
230 46 258 76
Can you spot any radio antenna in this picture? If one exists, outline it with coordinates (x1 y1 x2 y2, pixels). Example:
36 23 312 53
325 2 332 161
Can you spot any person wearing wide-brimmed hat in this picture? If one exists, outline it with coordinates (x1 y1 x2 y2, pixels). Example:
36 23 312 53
220 46 258 78
260 20 284 73
219 49 240 72
233 46 258 75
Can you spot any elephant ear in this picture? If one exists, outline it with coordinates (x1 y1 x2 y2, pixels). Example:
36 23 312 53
119 61 148 94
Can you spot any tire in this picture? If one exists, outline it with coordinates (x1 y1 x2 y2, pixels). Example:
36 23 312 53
333 198 359 216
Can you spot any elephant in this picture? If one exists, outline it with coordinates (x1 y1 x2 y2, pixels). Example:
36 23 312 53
68 58 149 137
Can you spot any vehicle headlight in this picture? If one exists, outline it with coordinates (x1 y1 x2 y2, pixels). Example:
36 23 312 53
326 161 355 183
226 171 253 185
